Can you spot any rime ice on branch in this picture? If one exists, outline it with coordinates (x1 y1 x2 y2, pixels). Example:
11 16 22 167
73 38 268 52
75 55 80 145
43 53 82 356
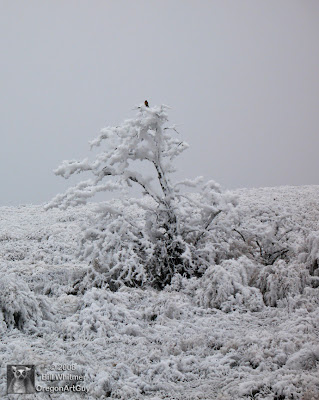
46 104 188 210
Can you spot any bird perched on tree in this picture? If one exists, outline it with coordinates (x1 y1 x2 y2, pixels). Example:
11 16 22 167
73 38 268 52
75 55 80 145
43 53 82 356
144 100 149 107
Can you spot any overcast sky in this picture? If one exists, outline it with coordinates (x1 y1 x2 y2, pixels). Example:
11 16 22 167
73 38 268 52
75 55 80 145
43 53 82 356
1 1 319 206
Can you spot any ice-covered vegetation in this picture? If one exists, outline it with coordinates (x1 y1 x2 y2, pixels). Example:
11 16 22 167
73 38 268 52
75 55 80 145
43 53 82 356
1 105 319 398
45 104 240 290
45 104 297 292
1 188 319 399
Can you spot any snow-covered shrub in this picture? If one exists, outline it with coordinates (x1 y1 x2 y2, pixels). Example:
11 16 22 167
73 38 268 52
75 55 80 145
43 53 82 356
27 265 86 299
0 273 49 331
285 345 319 371
233 204 298 266
192 257 264 312
46 104 238 290
300 232 319 277
73 203 150 292
275 286 319 313
255 260 310 307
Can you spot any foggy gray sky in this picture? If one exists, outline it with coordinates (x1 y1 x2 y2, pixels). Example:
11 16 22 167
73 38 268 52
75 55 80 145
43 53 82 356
1 1 319 206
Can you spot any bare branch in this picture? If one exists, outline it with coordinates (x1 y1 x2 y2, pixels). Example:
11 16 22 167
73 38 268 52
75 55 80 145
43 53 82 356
233 228 246 243
256 240 263 257
194 210 222 246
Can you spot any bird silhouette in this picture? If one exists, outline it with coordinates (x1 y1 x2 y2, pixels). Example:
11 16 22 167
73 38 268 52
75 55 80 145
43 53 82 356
144 100 149 107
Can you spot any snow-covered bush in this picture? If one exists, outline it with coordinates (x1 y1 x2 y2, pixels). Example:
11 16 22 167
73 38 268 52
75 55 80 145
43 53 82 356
232 210 296 266
169 257 264 312
46 104 238 290
285 345 319 371
0 273 49 331
255 260 310 307
301 232 319 277
196 257 264 312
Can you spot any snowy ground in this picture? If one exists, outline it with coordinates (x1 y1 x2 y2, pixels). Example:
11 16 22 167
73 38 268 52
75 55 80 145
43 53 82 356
1 186 319 399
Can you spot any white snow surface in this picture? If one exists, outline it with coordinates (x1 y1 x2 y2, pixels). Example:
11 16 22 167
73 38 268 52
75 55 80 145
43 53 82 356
0 186 319 399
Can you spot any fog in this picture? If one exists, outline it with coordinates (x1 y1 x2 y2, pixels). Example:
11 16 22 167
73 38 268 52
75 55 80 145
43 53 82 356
1 1 319 206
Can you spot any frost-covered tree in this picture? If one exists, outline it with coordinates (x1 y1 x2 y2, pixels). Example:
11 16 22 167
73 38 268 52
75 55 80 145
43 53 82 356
46 103 237 289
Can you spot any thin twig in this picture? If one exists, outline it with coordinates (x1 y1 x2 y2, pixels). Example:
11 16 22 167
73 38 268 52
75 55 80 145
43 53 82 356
233 229 246 242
